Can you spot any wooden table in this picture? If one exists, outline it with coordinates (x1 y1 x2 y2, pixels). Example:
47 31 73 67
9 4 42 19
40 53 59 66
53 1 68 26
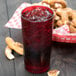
0 0 76 76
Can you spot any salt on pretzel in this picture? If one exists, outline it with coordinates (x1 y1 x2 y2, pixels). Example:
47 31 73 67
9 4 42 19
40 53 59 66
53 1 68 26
50 0 67 8
70 10 76 28
56 8 69 26
5 37 24 55
55 8 76 32
5 46 15 60
70 25 76 33
56 8 72 27
47 69 60 76
42 0 67 9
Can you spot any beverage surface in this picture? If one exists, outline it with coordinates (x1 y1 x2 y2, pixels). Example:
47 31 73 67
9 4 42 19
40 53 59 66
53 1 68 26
22 6 52 22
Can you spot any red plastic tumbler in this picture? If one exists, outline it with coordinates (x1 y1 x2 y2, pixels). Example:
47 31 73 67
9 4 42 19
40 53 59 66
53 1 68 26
21 5 54 73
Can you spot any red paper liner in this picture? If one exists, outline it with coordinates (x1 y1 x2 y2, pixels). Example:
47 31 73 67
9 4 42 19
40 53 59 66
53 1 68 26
52 34 76 43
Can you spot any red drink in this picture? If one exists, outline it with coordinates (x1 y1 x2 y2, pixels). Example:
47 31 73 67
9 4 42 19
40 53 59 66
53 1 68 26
21 5 54 73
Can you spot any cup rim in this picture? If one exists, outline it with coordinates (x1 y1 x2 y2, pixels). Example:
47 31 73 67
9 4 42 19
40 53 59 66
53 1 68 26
21 5 54 23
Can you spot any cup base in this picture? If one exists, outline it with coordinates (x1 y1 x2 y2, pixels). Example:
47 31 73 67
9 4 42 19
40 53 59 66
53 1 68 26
25 65 50 73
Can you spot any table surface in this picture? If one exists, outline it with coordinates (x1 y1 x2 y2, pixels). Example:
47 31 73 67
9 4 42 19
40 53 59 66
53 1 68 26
0 0 76 76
